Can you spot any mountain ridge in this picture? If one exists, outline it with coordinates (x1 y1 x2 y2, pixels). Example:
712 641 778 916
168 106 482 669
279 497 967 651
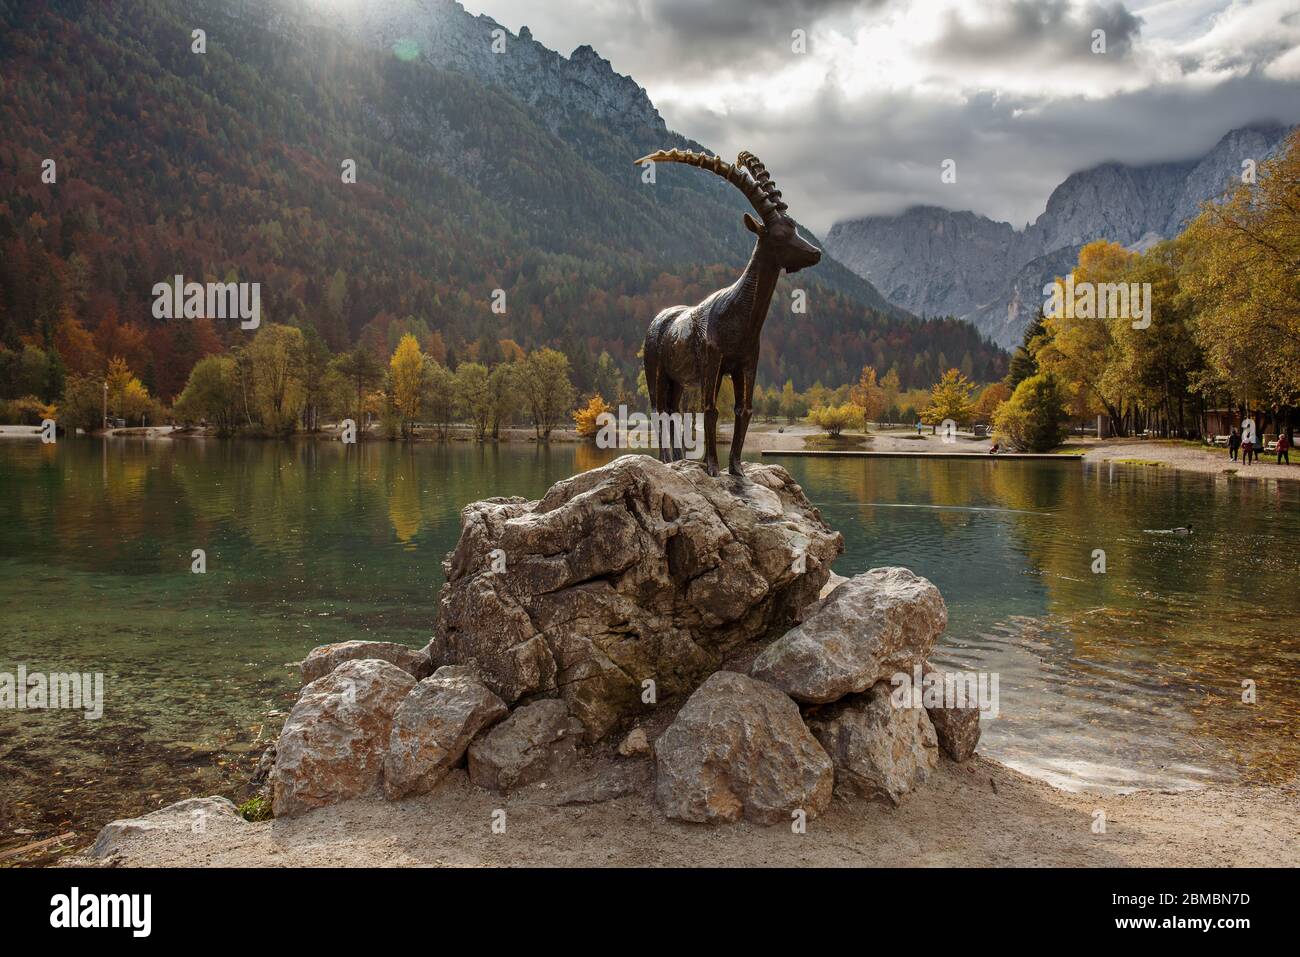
0 0 1007 402
293 0 914 316
825 123 1294 348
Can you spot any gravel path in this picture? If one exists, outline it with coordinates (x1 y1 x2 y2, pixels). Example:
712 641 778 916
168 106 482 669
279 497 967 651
66 757 1298 868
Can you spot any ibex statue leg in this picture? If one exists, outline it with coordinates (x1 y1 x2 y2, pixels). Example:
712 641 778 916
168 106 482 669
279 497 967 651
647 351 675 464
666 381 685 461
728 369 753 477
702 360 723 477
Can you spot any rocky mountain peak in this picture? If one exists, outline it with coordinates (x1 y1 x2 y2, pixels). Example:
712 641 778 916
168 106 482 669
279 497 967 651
825 124 1294 348
305 0 664 136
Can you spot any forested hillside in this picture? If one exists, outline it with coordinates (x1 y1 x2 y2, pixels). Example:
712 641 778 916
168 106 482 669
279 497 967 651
0 0 1005 406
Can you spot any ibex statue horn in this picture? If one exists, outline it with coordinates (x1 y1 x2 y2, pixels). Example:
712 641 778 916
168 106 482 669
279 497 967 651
637 149 821 477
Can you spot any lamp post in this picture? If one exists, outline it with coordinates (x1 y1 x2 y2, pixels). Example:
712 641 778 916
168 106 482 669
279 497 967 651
102 379 108 432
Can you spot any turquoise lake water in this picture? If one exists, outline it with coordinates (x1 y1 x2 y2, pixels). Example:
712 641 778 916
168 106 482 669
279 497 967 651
1 437 1297 846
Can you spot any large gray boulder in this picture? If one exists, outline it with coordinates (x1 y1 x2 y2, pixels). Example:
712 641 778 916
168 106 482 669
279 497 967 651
428 455 842 740
271 658 415 817
467 699 585 792
300 640 432 686
805 681 939 805
383 666 508 800
654 671 833 825
751 567 946 704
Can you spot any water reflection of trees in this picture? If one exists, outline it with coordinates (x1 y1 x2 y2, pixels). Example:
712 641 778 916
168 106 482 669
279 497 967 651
784 455 1300 785
994 464 1298 783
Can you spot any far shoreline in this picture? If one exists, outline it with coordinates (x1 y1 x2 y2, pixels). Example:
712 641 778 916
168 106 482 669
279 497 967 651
4 422 1297 483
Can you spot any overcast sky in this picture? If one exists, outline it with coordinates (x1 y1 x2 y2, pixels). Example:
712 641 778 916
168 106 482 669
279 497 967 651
461 0 1300 234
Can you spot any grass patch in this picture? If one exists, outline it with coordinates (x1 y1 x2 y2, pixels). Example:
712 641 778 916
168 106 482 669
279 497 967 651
237 796 272 822
1110 458 1166 467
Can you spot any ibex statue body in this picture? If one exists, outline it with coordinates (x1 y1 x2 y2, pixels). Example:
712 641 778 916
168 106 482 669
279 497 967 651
638 149 821 477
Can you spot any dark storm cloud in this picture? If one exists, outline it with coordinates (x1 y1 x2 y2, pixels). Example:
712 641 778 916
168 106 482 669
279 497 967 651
650 0 872 38
932 0 1143 63
673 70 1300 234
638 0 885 66
467 0 1300 231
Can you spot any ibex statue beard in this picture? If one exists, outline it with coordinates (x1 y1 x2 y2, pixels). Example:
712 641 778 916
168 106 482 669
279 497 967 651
638 149 821 478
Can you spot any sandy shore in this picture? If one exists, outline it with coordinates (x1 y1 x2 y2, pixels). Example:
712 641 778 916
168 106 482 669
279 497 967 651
65 756 1297 868
1083 439 1298 480
750 425 1300 482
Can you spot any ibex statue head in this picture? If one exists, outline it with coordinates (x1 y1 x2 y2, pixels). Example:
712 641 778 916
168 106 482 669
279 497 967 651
635 148 821 272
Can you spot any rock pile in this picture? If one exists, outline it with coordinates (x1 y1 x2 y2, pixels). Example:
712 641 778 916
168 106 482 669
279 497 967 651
652 565 979 822
251 457 980 827
425 454 842 740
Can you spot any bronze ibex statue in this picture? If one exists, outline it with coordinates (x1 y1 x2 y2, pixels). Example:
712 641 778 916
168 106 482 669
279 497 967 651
638 149 821 477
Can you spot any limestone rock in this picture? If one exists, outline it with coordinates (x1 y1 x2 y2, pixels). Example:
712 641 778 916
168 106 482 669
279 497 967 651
542 761 653 806
384 666 508 800
618 727 650 757
323 1 666 139
805 681 938 805
271 658 415 817
654 672 833 825
819 571 848 599
428 455 842 740
299 639 432 686
91 797 242 858
923 662 982 762
751 567 946 704
467 699 585 792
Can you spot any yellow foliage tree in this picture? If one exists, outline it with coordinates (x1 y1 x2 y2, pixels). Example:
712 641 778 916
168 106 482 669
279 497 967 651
808 402 864 436
248 324 306 435
1180 129 1300 408
574 395 613 438
390 333 426 438
106 357 153 424
921 368 977 427
1035 240 1135 427
849 365 885 425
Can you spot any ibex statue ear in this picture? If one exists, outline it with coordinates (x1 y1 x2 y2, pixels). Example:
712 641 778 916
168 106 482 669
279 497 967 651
743 213 766 236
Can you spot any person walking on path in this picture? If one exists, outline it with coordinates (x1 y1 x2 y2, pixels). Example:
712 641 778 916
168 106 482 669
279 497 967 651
1229 427 1241 462
1277 432 1291 465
